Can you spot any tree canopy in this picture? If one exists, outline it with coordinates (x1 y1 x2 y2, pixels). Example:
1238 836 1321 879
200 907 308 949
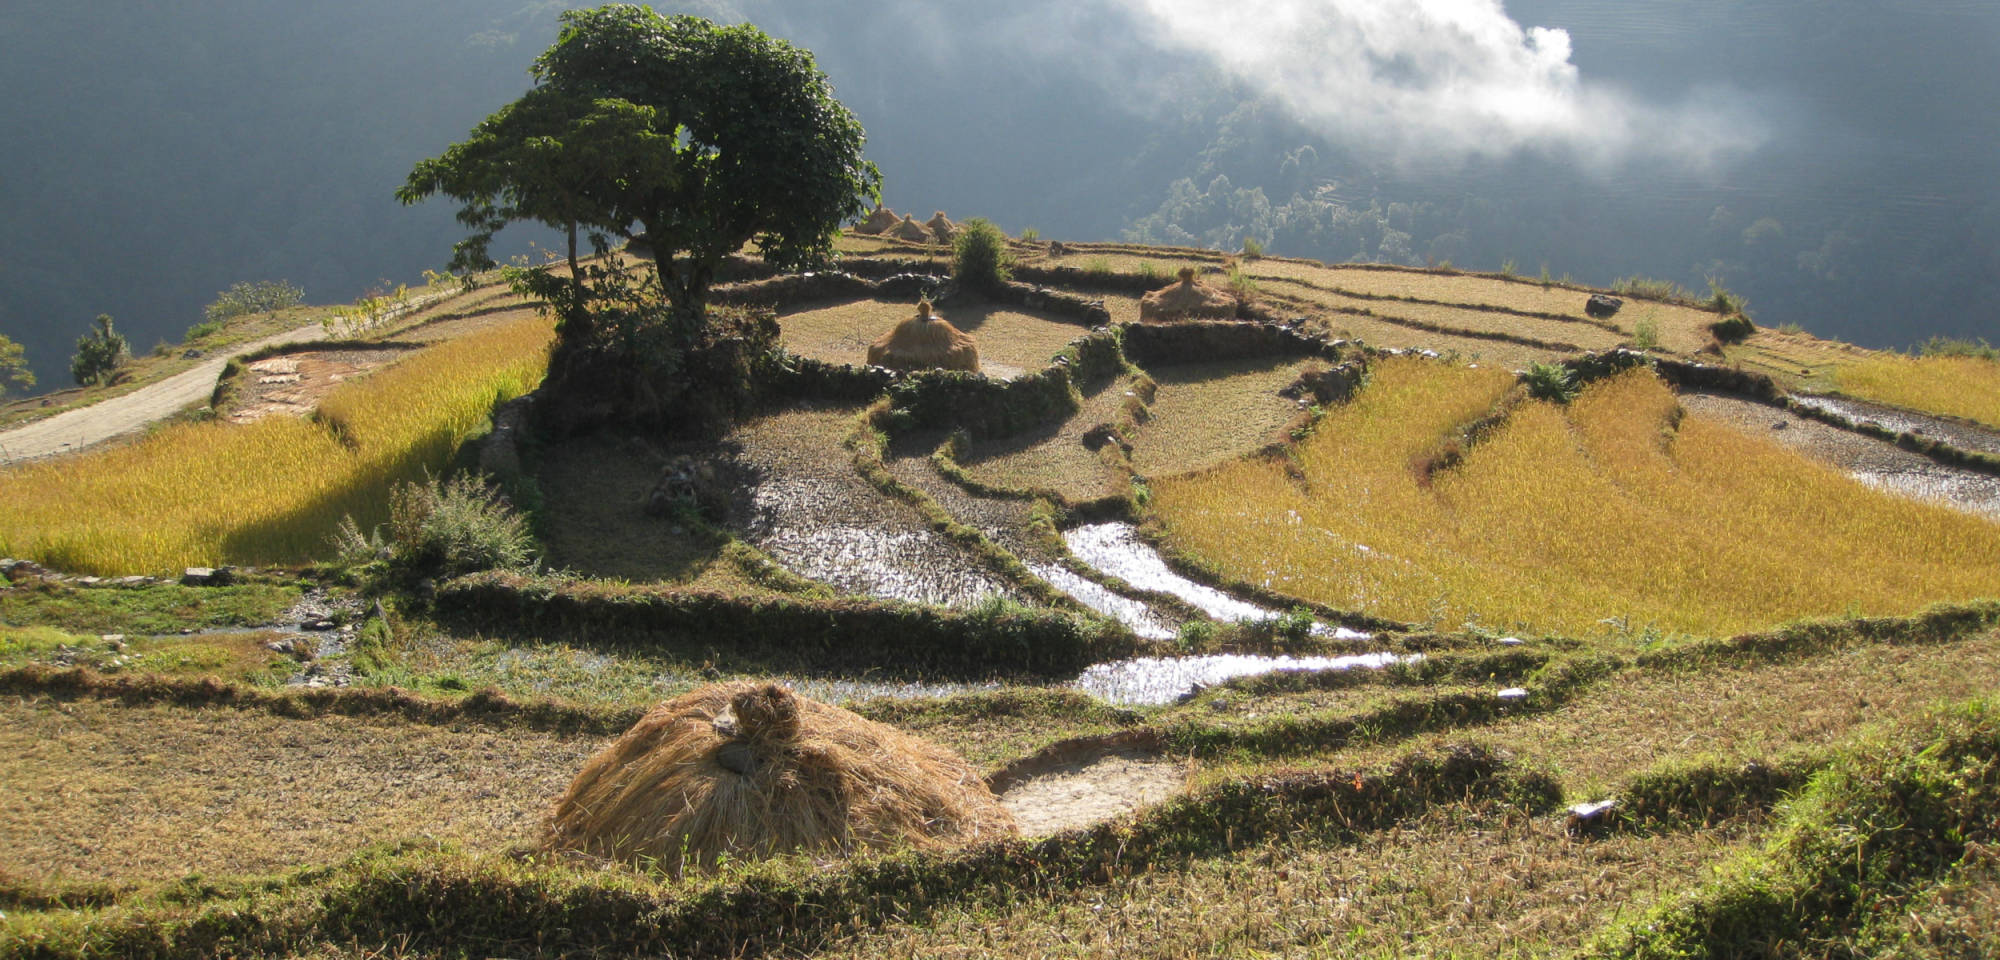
70 314 128 387
399 5 880 331
0 333 32 398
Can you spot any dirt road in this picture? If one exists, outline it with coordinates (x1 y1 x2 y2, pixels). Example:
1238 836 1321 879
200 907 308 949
0 294 449 465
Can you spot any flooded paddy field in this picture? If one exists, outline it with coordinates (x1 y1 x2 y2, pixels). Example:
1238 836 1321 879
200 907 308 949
725 403 1023 607
1685 391 2000 520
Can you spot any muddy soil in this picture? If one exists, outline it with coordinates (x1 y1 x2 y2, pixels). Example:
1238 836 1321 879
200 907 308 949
725 403 1023 607
1683 392 2000 520
225 349 414 424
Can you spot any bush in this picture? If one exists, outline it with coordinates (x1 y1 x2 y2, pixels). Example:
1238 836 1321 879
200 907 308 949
1241 236 1265 260
1918 336 1998 360
951 217 1013 293
1710 313 1756 344
1523 362 1578 403
70 313 129 386
386 472 535 578
1613 276 1692 301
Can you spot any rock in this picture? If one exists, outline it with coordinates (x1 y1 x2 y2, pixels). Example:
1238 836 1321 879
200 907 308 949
1566 798 1619 837
646 455 731 521
101 634 126 648
182 348 205 359
1584 294 1624 319
114 575 151 587
182 567 217 586
1772 421 1788 430
303 619 337 632
74 576 102 588
1496 687 1529 701
1494 636 1525 646
1080 424 1122 452
7 560 50 580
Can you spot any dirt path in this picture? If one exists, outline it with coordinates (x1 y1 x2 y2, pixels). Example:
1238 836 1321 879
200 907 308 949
0 294 449 465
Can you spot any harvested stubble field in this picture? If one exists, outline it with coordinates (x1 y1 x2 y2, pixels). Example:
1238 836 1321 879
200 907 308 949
1130 355 1319 478
7 236 2000 959
777 298 1090 379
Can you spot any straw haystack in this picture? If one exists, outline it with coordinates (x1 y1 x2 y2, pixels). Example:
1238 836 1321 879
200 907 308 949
1139 267 1238 323
888 215 936 243
546 682 1014 874
855 206 899 235
924 211 958 242
866 299 980 372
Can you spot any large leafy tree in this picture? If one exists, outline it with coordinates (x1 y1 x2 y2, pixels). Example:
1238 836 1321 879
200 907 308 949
70 314 128 387
399 5 880 339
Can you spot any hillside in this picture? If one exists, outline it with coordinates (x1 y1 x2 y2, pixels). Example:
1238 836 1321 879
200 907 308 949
2 232 1998 959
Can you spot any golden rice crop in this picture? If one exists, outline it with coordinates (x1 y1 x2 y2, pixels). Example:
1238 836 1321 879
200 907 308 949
1831 354 2000 429
0 313 553 574
1154 357 2000 637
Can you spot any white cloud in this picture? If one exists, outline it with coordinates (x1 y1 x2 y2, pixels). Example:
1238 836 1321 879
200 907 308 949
1112 0 1765 170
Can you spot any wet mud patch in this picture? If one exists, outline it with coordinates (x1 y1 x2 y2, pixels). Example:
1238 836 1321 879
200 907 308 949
1684 392 2000 520
776 298 1091 379
1130 355 1320 479
725 403 1021 607
224 348 415 424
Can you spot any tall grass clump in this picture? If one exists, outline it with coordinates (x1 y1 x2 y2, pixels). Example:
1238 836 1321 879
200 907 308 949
1613 276 1691 302
0 313 554 574
1832 351 2000 430
1154 357 2000 637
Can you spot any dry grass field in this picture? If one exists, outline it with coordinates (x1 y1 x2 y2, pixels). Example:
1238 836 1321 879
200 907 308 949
1130 356 1319 479
1831 353 2000 430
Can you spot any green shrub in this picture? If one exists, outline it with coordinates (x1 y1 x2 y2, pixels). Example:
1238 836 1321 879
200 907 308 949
1523 362 1578 403
386 471 536 578
1241 236 1264 259
1710 313 1756 343
1018 226 1039 243
1176 618 1218 651
1138 261 1164 283
69 313 128 386
952 217 1013 293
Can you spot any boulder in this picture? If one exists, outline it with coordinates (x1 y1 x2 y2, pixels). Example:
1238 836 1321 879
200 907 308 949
1584 294 1624 319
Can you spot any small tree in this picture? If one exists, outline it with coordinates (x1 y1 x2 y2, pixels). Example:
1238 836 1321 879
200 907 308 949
70 314 129 387
0 334 32 398
400 5 881 342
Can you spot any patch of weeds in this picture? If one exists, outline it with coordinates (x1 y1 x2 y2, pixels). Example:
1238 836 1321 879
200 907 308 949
1176 618 1218 651
0 581 299 635
1018 226 1039 244
1138 261 1164 284
1083 256 1114 277
1918 335 1998 361
1613 276 1692 302
1500 258 1517 277
1703 276 1748 316
1240 236 1264 260
1632 316 1661 351
381 471 536 580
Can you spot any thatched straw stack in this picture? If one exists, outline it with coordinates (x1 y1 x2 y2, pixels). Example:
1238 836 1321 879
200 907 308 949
546 682 1014 874
924 211 958 242
866 299 980 372
1139 267 1238 323
855 206 900 235
888 215 936 243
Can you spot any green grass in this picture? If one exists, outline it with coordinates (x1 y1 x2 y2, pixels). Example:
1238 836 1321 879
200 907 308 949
0 580 298 636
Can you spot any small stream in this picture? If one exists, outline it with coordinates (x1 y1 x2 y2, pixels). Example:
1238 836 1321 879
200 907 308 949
1074 652 1411 705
